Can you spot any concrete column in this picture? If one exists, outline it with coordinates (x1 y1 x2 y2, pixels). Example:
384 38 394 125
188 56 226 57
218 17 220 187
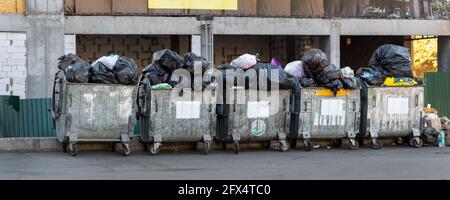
330 22 341 67
438 36 450 72
26 15 65 99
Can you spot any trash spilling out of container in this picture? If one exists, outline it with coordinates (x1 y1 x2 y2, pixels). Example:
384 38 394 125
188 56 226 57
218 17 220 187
288 49 361 151
51 53 138 156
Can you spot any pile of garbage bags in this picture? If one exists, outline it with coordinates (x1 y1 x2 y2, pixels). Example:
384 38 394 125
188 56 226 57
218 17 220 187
283 49 359 94
142 49 210 89
214 53 295 91
358 44 416 86
57 53 138 85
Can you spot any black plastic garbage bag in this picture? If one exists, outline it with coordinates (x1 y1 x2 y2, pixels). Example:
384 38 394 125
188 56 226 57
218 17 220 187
57 53 81 71
299 77 316 87
324 79 344 95
369 44 413 78
252 63 292 90
357 67 386 86
315 64 340 84
89 62 118 84
152 49 184 73
301 49 329 77
114 56 138 85
66 60 90 83
143 64 170 86
183 52 209 75
342 77 359 90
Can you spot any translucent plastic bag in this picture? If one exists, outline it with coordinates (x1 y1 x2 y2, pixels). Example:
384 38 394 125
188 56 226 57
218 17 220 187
231 54 257 70
284 61 305 78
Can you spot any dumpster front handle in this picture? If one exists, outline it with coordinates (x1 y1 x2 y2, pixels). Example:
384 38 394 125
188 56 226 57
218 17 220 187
372 96 376 108
415 95 419 107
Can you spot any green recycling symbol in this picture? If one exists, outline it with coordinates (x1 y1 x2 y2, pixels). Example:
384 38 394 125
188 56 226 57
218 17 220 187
251 120 266 137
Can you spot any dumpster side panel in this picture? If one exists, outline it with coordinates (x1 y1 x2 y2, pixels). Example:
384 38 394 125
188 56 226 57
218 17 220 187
298 88 360 139
222 90 290 142
365 86 424 138
146 90 214 143
65 84 135 140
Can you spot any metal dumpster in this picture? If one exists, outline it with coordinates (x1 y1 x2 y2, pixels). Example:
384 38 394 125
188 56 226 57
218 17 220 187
136 76 215 155
288 87 361 151
216 88 291 154
51 70 136 156
360 82 424 149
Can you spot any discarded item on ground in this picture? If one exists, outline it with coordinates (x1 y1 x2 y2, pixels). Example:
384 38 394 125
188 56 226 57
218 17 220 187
284 61 305 78
92 55 120 70
143 64 170 86
340 67 355 79
302 49 328 78
231 54 258 70
422 126 439 144
152 49 184 73
89 62 118 84
438 130 446 148
383 77 418 87
357 67 386 86
65 60 91 83
183 52 210 75
152 83 173 90
113 56 138 85
369 44 413 78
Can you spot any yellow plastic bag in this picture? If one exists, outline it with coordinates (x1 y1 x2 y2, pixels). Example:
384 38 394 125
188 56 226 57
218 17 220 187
384 77 418 87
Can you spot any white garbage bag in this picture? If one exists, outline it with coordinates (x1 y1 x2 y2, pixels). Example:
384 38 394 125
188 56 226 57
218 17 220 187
92 55 120 69
231 54 257 70
284 61 305 78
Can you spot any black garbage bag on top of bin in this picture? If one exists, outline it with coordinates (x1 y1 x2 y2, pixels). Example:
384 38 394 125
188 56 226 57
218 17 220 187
113 56 138 85
89 62 118 84
342 77 359 90
183 52 210 75
315 64 340 84
369 44 413 78
301 49 329 78
143 64 170 86
57 54 90 83
152 49 184 73
251 63 293 90
357 67 386 86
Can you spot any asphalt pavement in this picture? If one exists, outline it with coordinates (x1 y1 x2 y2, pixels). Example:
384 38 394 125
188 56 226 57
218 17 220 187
0 147 449 180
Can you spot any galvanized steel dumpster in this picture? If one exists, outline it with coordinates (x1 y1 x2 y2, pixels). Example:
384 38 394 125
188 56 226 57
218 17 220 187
288 87 361 151
216 88 291 154
136 76 215 155
360 82 424 149
51 70 136 156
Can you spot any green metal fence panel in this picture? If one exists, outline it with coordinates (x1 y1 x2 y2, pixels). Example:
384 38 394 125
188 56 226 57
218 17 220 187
0 96 55 138
425 72 450 118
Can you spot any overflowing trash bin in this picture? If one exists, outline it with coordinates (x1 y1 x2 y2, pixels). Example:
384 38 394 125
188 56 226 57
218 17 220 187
358 44 425 149
51 54 138 156
51 71 136 156
136 50 215 155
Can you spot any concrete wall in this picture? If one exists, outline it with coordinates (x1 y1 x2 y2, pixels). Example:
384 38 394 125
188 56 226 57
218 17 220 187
0 14 65 99
76 35 190 70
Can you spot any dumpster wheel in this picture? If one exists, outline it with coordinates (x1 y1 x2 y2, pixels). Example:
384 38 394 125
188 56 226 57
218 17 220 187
149 143 161 155
122 143 131 156
279 141 289 152
304 139 313 152
349 139 359 150
371 138 383 150
233 142 240 154
394 137 406 146
69 143 77 157
410 137 424 148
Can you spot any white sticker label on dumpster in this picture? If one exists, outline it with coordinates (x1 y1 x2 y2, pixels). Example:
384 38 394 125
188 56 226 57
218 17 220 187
387 98 409 114
320 99 345 116
176 101 201 119
247 101 270 118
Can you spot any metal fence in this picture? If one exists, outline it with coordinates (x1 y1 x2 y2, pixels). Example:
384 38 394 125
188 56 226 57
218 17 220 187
425 72 450 117
0 96 55 138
